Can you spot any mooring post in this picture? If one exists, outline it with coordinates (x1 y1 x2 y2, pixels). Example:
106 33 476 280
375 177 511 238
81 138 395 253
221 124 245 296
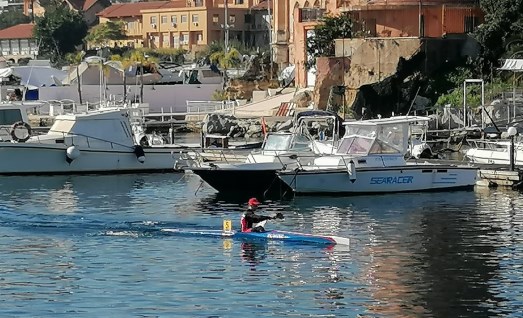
508 127 518 171
510 135 515 171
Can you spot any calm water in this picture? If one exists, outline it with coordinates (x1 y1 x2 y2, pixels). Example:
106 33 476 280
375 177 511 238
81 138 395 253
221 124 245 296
0 172 522 317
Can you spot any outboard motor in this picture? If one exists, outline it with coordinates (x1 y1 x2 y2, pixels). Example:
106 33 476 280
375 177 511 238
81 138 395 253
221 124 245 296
133 145 146 163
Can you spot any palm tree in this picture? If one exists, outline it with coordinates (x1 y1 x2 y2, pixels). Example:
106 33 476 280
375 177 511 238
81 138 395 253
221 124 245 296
110 52 158 104
110 54 134 104
66 51 86 105
209 47 241 70
209 47 241 89
128 50 158 103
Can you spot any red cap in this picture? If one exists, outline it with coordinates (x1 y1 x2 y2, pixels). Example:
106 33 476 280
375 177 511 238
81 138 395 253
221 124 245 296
248 197 261 206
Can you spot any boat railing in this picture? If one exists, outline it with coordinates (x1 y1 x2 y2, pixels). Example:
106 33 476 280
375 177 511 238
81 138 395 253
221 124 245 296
272 153 324 169
199 148 248 163
467 139 515 151
26 131 134 151
179 148 248 167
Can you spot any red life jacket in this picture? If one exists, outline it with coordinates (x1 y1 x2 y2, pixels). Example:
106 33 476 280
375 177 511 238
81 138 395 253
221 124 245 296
240 213 252 232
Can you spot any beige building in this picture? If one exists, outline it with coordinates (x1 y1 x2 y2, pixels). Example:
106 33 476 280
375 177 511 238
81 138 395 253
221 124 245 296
97 0 270 52
0 23 38 63
24 0 111 26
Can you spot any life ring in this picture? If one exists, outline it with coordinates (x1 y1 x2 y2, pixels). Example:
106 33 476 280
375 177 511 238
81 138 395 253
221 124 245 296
10 121 31 142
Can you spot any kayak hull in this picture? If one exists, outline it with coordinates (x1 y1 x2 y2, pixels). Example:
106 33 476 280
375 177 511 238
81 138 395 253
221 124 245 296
161 229 349 246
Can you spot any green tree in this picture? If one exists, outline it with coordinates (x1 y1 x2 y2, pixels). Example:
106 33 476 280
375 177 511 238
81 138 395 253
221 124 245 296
123 51 158 103
86 20 126 48
65 51 85 104
33 1 88 63
475 0 523 75
209 47 241 69
306 13 353 69
110 54 136 102
0 9 30 30
139 47 187 64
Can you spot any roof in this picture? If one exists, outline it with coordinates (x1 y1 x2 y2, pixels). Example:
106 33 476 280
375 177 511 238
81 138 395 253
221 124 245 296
0 23 34 40
6 66 67 88
67 0 110 11
97 1 186 18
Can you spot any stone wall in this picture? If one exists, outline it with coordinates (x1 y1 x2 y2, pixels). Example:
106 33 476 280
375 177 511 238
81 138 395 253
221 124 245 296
334 37 423 114
314 36 480 118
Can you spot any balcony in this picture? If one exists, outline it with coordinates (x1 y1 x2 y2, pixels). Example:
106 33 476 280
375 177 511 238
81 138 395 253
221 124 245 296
298 8 325 23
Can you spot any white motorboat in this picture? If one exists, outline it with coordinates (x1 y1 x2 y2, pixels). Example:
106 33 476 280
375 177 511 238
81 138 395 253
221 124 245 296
0 108 187 175
465 139 523 165
277 116 478 195
185 110 342 195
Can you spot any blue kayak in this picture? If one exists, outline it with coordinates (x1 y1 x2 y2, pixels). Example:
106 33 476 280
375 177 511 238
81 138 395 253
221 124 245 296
161 228 350 246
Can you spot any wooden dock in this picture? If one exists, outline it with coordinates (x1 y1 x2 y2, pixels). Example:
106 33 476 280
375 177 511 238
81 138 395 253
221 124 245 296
476 165 523 189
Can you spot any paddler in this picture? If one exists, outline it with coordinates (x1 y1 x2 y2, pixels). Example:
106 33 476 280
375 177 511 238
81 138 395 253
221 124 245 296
240 197 283 233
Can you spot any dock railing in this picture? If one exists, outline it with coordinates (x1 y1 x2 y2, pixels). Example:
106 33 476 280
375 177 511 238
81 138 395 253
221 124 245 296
186 100 237 115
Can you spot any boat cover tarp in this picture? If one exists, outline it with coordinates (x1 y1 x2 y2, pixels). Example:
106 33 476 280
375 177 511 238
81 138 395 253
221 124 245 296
499 59 523 72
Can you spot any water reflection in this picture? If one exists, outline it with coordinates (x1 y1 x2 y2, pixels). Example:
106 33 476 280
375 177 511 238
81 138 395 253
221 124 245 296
265 190 518 317
0 173 185 213
240 242 268 270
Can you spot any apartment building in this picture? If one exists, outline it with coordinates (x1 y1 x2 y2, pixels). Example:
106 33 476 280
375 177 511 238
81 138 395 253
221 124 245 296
97 0 270 52
24 0 111 26
0 23 38 63
273 0 484 86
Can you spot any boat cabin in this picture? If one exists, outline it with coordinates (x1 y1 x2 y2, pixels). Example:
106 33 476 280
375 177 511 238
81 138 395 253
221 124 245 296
0 103 31 141
313 116 431 168
337 116 431 156
28 108 136 149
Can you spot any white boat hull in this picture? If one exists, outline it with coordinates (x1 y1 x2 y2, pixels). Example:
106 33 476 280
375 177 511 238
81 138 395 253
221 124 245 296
0 143 181 174
465 147 523 165
278 165 478 194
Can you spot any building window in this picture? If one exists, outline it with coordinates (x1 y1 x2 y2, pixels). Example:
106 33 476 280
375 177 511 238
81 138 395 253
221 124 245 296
150 16 157 24
197 33 203 42
464 16 480 33
212 14 219 24
244 14 252 24
171 16 177 24
192 14 199 23
181 34 189 44
161 16 167 24
298 8 325 22
235 0 243 4
181 15 187 23
229 15 235 24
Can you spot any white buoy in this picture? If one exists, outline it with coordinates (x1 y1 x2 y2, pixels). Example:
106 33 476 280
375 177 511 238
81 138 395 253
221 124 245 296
66 146 80 164
347 159 357 183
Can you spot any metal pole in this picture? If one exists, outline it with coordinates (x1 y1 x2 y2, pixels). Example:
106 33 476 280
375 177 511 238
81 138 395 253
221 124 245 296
268 0 273 81
224 0 229 55
463 81 466 128
510 135 515 171
481 80 485 129
418 0 422 37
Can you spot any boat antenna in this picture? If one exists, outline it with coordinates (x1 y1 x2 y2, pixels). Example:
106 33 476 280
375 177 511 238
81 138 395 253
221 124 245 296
406 86 421 116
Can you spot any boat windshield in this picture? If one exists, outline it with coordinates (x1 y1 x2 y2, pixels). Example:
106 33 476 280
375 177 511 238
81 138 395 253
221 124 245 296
262 133 313 152
336 136 373 155
263 134 293 151
341 120 407 155
290 134 312 151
